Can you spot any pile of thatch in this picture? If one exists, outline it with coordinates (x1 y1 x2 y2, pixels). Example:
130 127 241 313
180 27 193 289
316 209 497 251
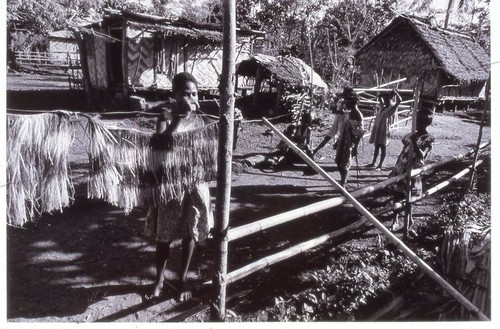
7 112 75 226
437 219 491 319
87 119 219 212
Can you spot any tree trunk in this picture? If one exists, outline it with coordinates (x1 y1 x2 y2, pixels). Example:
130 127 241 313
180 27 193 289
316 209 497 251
211 0 236 322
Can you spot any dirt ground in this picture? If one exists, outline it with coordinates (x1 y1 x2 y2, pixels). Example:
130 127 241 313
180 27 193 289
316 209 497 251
6 73 491 322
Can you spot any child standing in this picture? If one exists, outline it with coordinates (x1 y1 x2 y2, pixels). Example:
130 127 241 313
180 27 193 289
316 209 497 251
146 72 213 300
368 89 402 170
335 87 365 187
389 107 435 232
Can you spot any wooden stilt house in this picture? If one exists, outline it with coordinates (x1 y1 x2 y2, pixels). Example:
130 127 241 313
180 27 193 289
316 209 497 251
355 15 489 110
74 9 264 111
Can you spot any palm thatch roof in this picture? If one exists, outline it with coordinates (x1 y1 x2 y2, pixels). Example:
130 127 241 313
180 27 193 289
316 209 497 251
81 8 264 44
356 15 489 85
236 54 328 89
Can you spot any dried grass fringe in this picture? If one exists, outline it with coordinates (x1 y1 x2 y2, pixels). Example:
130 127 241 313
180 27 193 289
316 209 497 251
7 112 75 226
438 221 491 319
87 119 219 212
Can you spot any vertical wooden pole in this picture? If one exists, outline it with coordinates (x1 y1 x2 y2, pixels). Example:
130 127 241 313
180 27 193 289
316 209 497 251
468 75 490 190
183 43 189 72
212 0 236 321
308 27 314 97
404 80 421 238
122 23 129 106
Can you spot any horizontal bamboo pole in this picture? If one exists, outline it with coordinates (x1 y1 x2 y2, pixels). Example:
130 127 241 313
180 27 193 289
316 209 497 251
401 99 414 104
226 218 367 284
373 159 484 216
225 160 487 306
355 88 414 93
390 117 412 128
227 174 405 241
358 78 407 92
227 142 490 242
260 118 489 321
356 78 407 97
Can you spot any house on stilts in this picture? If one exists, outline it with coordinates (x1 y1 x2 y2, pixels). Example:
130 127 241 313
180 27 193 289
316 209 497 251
74 9 265 111
355 15 489 111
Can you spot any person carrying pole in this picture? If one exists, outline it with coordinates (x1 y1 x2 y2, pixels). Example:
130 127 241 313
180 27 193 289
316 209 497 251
388 106 435 233
334 86 365 187
313 89 349 158
146 72 214 301
367 88 402 170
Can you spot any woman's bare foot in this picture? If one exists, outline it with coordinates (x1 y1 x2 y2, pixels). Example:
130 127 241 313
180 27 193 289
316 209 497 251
143 281 164 300
177 280 192 302
153 281 163 298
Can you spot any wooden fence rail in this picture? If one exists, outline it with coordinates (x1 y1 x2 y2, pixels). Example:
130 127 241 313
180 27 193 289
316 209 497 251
225 158 484 284
257 118 488 320
227 140 489 242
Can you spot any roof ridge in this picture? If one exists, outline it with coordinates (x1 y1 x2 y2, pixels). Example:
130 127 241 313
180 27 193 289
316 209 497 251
404 15 474 40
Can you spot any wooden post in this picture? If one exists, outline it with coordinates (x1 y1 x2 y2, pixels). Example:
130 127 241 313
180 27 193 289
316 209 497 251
121 22 129 106
468 75 490 190
403 80 421 238
212 0 236 321
263 118 489 321
183 43 189 72
308 27 314 98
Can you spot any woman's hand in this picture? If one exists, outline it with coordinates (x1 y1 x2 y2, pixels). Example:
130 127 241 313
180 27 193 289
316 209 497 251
150 133 174 150
175 96 200 117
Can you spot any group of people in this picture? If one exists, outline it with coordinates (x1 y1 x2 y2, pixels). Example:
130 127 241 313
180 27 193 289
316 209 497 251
312 86 434 231
144 72 434 300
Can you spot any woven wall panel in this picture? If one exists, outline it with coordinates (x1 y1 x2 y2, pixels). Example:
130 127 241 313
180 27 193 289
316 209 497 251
127 38 155 86
94 36 108 88
186 47 222 89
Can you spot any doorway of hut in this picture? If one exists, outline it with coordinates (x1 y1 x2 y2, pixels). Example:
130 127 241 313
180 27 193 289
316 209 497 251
108 28 124 86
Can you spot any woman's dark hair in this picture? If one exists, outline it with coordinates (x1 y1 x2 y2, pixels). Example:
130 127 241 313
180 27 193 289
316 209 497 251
172 72 198 94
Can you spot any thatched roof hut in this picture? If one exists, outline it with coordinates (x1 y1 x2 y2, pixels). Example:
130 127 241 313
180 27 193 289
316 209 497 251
235 54 327 114
355 15 489 108
236 54 327 89
74 9 264 111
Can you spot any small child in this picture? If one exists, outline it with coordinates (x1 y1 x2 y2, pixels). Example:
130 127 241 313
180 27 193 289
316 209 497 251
274 111 314 169
389 107 435 232
367 89 402 170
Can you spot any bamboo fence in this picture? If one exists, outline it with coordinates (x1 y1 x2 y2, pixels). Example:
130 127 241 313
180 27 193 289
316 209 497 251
227 142 489 242
259 118 489 320
225 158 483 284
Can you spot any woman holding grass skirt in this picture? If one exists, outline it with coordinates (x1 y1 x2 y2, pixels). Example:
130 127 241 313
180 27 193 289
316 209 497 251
145 72 213 301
